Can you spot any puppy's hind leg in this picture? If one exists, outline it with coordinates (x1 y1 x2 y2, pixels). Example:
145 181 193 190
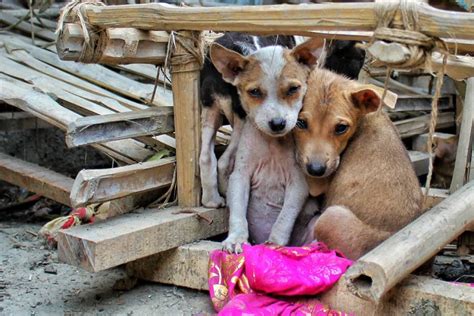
218 117 243 196
200 105 225 208
313 205 392 260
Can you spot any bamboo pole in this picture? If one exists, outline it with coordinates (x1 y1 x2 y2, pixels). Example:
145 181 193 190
344 180 474 302
73 2 474 40
171 31 202 207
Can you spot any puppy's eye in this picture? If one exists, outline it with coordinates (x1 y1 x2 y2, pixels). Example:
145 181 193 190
335 124 349 135
296 119 307 129
286 85 300 96
248 88 263 98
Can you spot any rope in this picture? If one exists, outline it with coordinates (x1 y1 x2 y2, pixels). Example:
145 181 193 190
56 0 107 63
367 0 450 199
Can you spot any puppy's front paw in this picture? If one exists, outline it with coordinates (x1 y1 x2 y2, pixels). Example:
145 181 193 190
267 232 290 247
202 193 225 208
222 234 248 254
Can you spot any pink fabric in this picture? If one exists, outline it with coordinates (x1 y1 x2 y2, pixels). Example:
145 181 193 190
208 242 353 315
244 243 352 296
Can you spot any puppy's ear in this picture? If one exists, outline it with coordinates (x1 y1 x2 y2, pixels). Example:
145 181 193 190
351 87 382 114
210 43 248 85
291 38 326 67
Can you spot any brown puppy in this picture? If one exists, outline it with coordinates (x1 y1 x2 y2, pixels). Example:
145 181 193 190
294 68 424 260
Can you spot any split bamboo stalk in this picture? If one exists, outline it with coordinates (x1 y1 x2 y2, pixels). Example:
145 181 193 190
57 23 169 65
344 180 474 302
171 31 202 207
71 2 474 40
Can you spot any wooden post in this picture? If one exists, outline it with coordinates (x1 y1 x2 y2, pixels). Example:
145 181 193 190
344 180 474 302
451 78 474 192
171 31 201 207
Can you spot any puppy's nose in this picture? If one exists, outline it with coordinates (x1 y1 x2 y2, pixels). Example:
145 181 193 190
306 162 326 177
269 118 286 132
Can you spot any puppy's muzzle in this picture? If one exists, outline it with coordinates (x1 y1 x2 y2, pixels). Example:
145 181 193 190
306 162 326 177
268 118 286 133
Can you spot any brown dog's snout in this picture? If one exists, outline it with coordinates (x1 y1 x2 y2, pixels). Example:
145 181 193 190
306 161 327 177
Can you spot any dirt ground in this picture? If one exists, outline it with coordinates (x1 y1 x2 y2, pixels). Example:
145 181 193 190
0 221 214 315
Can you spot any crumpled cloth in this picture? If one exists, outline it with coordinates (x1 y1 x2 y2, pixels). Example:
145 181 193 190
39 206 95 245
209 242 353 315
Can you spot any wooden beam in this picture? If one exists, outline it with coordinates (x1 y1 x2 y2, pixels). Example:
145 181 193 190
344 180 474 301
66 107 174 147
57 206 228 272
0 152 73 206
171 31 201 207
57 24 169 65
126 240 220 291
70 157 175 208
451 78 474 192
408 150 430 176
126 240 474 315
394 112 455 139
76 2 474 40
389 96 452 113
321 274 474 315
0 112 51 132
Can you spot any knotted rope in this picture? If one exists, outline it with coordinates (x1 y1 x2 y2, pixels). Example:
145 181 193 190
367 0 449 199
56 0 107 63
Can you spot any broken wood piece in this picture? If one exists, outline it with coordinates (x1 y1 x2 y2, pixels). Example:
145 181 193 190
394 112 455 139
70 157 175 208
66 107 174 147
408 151 430 176
0 74 153 164
0 11 55 41
126 240 220 290
0 152 73 206
57 23 169 65
451 77 474 192
57 206 228 272
344 180 474 302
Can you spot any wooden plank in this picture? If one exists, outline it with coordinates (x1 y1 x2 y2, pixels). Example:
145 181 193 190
394 112 455 139
0 112 51 131
408 150 430 176
321 275 474 315
57 206 228 272
344 180 474 301
0 36 152 111
66 107 174 147
80 2 474 40
171 31 201 207
0 34 170 108
390 96 452 112
126 240 220 291
452 78 474 192
0 74 152 164
57 24 169 65
0 152 73 206
0 11 55 41
127 240 474 315
70 157 175 207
